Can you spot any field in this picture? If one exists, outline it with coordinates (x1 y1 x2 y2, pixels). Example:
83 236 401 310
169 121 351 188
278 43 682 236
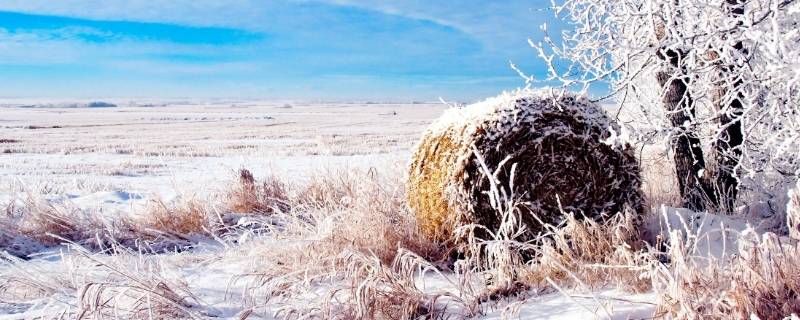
0 101 442 193
0 102 797 319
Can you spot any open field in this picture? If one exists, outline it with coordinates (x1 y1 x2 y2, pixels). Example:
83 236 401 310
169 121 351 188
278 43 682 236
0 102 796 319
2 0 797 318
0 101 444 190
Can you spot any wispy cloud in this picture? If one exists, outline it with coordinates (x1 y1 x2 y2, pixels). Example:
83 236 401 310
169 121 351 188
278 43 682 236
0 1 555 51
318 0 553 51
0 10 265 44
0 1 556 100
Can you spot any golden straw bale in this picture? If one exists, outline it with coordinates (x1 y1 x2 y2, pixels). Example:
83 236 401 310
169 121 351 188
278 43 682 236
407 89 644 242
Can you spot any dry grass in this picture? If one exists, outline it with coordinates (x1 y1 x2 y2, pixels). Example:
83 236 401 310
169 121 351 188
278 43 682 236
1 164 799 319
4 100 797 318
652 231 800 319
227 169 290 214
298 168 439 263
138 199 211 238
74 245 202 319
274 250 469 319
230 158 654 318
520 212 652 293
13 196 105 246
0 193 216 256
224 167 452 318
233 167 439 263
0 245 205 319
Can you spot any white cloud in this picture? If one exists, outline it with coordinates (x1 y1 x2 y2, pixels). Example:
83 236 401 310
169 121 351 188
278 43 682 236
0 0 272 29
0 1 543 99
0 27 246 68
315 0 553 52
0 0 554 52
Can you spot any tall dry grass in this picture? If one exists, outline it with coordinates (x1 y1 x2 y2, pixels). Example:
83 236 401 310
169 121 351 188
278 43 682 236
138 199 210 238
0 244 206 319
1 193 215 255
228 167 452 318
1 164 799 319
652 229 800 319
227 160 657 319
226 169 290 214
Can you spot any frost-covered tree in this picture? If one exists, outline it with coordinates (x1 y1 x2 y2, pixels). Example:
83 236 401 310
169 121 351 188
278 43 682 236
530 0 800 214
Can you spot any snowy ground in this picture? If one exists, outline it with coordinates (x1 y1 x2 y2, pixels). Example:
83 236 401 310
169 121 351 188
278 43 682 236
0 101 446 218
0 100 442 189
0 101 449 318
0 101 780 319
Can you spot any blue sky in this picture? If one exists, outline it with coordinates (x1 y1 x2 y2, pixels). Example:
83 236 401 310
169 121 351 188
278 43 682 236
0 1 561 102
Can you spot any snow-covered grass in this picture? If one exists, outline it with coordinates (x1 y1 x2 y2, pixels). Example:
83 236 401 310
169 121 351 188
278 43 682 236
1 165 798 319
1 103 798 319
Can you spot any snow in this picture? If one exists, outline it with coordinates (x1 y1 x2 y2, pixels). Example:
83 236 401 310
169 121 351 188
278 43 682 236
1 151 409 215
0 204 769 319
481 290 656 320
428 88 614 144
0 101 787 319
647 206 751 259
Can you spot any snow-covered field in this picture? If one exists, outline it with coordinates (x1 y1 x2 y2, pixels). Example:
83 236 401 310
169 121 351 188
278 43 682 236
0 101 446 318
0 102 794 319
0 101 445 219
0 101 443 191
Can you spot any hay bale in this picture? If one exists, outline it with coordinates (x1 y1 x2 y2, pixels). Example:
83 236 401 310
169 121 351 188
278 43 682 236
788 179 800 240
407 89 643 242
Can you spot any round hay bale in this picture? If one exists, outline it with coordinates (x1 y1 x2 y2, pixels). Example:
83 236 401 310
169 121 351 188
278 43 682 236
407 89 643 242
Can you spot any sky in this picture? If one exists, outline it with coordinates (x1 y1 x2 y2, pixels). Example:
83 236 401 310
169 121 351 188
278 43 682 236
0 1 562 102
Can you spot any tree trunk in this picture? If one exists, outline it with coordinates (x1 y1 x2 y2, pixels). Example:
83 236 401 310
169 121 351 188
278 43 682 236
704 0 746 213
653 0 747 213
655 49 717 211
652 1 717 211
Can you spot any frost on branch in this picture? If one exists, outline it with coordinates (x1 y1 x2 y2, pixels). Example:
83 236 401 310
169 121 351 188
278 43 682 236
534 0 800 215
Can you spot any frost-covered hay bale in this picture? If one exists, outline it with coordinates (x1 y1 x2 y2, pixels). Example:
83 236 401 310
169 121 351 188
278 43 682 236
407 89 643 241
788 179 800 240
